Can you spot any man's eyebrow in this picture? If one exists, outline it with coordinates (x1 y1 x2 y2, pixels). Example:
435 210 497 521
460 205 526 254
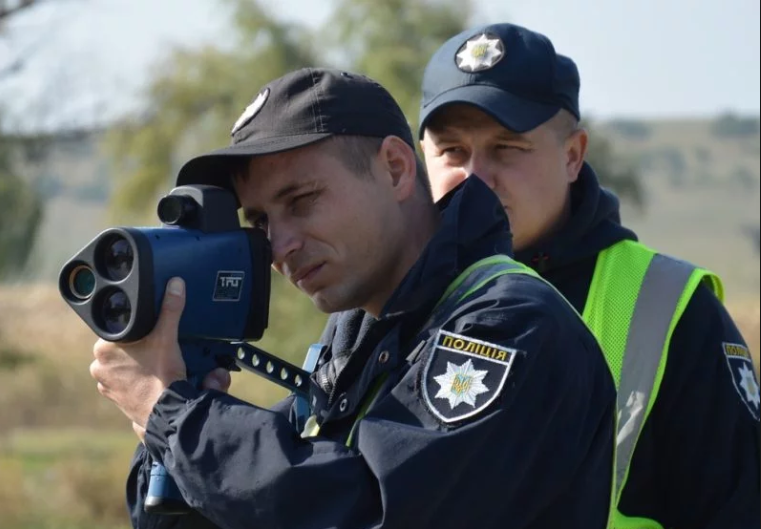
493 130 531 142
430 123 529 142
273 181 311 201
241 180 317 223
428 123 464 138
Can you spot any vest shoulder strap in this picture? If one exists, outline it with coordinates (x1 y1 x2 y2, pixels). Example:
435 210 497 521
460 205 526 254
584 239 724 505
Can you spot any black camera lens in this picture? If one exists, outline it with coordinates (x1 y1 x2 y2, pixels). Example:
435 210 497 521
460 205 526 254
69 265 96 300
102 235 134 281
158 195 196 225
99 289 132 335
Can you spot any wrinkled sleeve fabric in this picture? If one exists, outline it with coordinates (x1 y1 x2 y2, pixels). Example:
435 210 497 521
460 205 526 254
130 275 616 529
126 395 297 529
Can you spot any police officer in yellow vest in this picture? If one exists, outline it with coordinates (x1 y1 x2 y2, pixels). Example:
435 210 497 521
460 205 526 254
416 22 761 528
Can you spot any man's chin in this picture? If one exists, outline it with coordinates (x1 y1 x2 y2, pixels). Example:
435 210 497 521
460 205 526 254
311 288 366 315
309 291 344 314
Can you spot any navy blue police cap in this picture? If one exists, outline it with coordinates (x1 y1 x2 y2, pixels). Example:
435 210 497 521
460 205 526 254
177 67 414 189
419 23 580 137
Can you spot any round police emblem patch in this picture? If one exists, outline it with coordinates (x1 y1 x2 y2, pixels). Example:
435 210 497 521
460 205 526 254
421 330 516 423
455 33 505 73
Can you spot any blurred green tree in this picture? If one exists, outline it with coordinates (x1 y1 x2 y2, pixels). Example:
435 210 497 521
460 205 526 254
106 0 319 222
0 0 46 278
326 0 472 134
106 0 475 219
0 0 41 22
107 0 643 213
710 112 760 139
0 132 43 277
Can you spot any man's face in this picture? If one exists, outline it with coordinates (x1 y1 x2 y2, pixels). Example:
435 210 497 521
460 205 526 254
234 141 407 315
421 105 582 251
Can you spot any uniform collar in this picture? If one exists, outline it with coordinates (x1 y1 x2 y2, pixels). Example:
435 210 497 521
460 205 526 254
310 178 513 422
514 162 637 273
380 176 513 318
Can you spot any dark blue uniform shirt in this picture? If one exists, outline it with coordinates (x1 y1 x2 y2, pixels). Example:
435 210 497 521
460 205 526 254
126 177 616 529
514 163 761 528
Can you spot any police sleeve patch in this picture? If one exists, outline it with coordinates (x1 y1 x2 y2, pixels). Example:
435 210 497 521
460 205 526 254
723 342 760 421
420 330 517 423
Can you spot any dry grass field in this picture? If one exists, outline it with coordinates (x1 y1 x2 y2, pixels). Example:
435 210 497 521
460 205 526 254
0 283 758 528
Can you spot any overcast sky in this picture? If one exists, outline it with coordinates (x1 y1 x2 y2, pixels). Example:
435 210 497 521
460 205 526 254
0 0 758 131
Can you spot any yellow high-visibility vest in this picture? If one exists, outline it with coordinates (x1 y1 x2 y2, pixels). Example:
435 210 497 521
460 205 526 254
583 239 723 529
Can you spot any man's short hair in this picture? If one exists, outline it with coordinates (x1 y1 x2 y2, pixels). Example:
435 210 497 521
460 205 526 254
231 135 432 200
326 135 432 198
549 109 581 143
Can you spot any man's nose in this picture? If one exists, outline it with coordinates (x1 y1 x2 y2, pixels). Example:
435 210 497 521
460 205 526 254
269 225 302 273
465 154 497 190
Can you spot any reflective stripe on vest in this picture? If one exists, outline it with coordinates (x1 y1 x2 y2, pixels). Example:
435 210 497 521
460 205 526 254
428 255 539 329
303 255 538 443
583 240 723 528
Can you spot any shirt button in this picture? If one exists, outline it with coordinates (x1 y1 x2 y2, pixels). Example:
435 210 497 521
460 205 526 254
339 397 349 413
378 350 390 364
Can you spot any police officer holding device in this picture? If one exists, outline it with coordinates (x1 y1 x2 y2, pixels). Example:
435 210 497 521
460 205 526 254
84 68 617 529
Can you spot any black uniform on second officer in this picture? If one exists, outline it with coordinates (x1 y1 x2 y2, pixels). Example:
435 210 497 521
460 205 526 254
417 22 761 528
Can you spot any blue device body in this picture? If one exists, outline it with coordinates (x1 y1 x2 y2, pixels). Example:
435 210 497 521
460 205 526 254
59 186 273 515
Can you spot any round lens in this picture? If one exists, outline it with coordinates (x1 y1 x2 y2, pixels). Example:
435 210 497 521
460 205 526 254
103 236 134 281
157 195 196 225
100 289 132 335
157 196 183 224
69 265 96 300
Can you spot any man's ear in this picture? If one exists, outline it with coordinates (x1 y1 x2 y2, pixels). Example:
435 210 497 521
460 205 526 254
565 128 588 183
379 136 417 201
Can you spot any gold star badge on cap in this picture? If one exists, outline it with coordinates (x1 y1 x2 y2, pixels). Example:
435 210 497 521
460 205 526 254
455 33 505 73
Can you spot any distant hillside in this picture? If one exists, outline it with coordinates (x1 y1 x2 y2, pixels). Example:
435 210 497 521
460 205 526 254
9 114 761 301
596 114 759 301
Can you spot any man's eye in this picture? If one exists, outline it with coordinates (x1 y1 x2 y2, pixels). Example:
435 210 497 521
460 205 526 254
442 146 465 154
294 192 315 202
291 192 319 211
440 146 469 161
251 215 268 230
496 144 530 152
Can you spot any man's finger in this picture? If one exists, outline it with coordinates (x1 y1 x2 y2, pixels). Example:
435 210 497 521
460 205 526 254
202 368 232 393
132 422 147 444
153 277 186 342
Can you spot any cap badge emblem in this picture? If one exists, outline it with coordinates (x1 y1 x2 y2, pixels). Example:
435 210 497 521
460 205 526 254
455 33 504 73
231 88 270 136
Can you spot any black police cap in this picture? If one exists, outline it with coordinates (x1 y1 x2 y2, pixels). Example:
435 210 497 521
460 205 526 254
419 23 581 137
177 68 414 189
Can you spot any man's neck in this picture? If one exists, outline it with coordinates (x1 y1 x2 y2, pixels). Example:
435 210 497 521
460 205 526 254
363 202 441 318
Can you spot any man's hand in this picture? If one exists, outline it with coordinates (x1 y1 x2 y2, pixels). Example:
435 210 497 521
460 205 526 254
203 368 232 393
90 277 188 429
